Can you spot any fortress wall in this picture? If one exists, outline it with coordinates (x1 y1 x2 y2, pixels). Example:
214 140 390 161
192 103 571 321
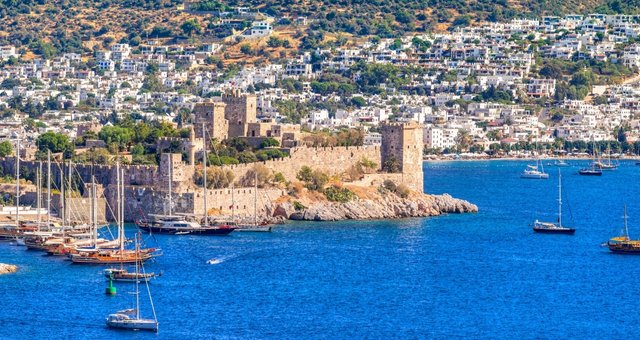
223 146 382 184
122 185 284 222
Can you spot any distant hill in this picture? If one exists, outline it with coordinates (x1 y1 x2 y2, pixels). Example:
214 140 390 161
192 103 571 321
0 0 638 58
228 0 638 36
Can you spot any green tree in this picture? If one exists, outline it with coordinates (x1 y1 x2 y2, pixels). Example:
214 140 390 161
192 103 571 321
0 140 12 157
240 44 252 55
382 157 401 173
180 19 201 37
260 138 280 148
36 132 74 156
98 126 134 150
351 96 366 108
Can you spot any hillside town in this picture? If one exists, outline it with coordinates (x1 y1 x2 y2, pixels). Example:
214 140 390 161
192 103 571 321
1 13 640 159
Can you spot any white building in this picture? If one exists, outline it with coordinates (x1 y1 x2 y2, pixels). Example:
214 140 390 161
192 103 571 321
245 22 273 37
363 132 382 146
424 126 458 149
0 46 18 60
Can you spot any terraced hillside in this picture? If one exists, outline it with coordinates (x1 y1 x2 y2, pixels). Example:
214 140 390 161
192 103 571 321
0 0 637 57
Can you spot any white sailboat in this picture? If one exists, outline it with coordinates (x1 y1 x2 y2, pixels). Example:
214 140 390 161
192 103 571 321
106 233 158 332
521 144 548 179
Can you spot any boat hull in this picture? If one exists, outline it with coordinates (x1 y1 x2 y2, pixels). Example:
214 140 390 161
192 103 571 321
579 170 602 176
138 225 235 236
533 227 575 234
520 174 549 179
235 226 272 232
607 248 640 254
607 244 640 254
188 227 235 235
106 319 158 332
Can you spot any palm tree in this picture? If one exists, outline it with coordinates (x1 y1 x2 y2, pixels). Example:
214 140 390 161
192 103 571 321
455 129 472 152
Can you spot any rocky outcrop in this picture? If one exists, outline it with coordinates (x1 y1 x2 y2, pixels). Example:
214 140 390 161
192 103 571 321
277 193 477 221
0 263 17 274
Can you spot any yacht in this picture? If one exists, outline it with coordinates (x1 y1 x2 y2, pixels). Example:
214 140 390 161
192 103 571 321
104 268 157 283
137 215 235 235
106 234 158 332
532 170 575 234
606 206 640 254
521 145 548 179
580 141 604 176
521 164 549 179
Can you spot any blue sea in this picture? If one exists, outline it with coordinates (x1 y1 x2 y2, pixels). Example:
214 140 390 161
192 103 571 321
2 160 640 339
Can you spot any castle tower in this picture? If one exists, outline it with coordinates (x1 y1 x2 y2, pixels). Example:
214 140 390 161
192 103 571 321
159 153 185 190
222 90 257 138
193 101 228 142
380 121 424 192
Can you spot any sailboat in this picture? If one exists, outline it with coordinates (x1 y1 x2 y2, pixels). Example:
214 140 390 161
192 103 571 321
138 127 234 236
606 206 640 254
521 143 548 179
106 233 159 332
593 143 618 170
235 171 272 232
196 124 236 235
0 136 33 240
579 140 603 176
71 165 158 264
532 169 575 234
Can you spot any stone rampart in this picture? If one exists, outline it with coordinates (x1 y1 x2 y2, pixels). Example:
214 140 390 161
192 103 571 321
223 146 382 184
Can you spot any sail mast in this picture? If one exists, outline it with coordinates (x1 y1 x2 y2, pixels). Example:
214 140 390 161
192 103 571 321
67 162 73 224
203 123 207 225
135 233 140 320
254 170 258 227
558 169 562 227
624 205 629 239
168 155 172 216
121 167 125 252
15 136 19 227
47 150 51 228
36 163 41 229
60 161 65 225
116 162 123 251
91 175 97 247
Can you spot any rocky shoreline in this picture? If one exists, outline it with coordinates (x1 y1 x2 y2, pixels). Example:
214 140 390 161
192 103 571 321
271 193 477 222
0 263 17 274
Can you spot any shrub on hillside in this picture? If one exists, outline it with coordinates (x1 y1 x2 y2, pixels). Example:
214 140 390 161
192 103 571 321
323 185 357 203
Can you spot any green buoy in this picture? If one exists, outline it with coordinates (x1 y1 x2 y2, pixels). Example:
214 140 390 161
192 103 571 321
105 275 117 295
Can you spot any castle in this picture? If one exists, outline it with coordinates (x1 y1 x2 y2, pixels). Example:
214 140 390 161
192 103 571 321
192 90 301 148
193 90 257 141
1 94 424 222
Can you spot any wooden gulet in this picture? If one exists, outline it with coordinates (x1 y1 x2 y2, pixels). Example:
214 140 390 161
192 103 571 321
70 164 158 264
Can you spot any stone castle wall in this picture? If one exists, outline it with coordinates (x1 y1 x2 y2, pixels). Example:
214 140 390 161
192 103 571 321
223 146 382 185
118 185 284 222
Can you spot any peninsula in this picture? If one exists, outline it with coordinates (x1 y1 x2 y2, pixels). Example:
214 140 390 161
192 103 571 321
0 103 476 223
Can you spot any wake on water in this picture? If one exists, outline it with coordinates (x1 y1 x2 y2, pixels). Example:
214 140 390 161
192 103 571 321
205 245 286 265
206 254 237 265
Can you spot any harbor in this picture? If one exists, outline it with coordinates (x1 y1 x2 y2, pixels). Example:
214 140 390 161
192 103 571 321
2 160 640 338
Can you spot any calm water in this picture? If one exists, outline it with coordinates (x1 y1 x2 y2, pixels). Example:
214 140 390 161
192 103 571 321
1 160 640 339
